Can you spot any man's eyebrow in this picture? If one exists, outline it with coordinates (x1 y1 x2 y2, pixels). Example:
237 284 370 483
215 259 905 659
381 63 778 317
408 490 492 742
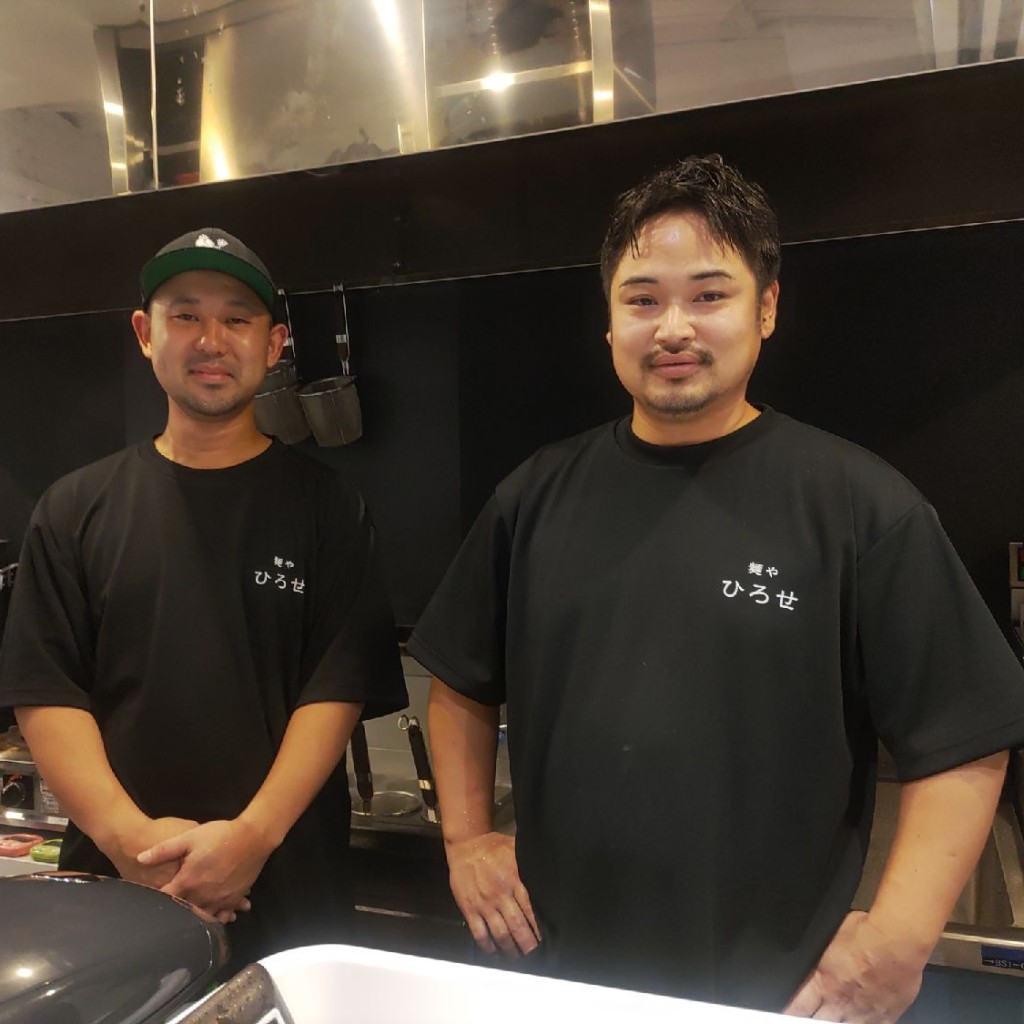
617 269 736 289
164 295 262 313
224 297 262 313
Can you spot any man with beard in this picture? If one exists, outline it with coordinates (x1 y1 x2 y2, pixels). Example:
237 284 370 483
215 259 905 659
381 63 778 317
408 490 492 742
408 156 1024 1021
0 228 407 966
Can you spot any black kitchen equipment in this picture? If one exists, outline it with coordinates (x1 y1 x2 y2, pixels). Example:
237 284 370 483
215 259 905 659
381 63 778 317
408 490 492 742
296 284 362 446
253 292 311 444
400 714 440 824
0 561 16 642
0 775 28 809
0 562 17 734
0 873 228 1023
350 720 374 814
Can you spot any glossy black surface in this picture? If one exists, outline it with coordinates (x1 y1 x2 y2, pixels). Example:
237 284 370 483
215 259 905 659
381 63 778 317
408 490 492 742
0 874 227 1024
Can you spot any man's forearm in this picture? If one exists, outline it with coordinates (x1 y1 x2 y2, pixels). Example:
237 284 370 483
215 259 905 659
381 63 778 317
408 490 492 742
428 676 500 845
15 705 148 850
239 700 364 848
427 677 539 956
135 700 363 918
784 751 1011 1019
869 750 1008 955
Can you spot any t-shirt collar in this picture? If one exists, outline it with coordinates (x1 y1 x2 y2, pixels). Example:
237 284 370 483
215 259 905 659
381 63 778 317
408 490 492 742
614 405 778 467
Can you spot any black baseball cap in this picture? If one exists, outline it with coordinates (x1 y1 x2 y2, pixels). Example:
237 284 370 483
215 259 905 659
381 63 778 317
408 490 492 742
139 228 277 312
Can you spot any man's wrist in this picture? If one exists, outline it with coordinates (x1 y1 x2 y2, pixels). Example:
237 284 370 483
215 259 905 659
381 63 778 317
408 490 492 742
864 906 940 966
237 802 287 852
443 824 496 851
91 803 151 859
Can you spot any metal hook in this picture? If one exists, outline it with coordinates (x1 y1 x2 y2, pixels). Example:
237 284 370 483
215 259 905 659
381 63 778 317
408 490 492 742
332 283 351 375
278 288 297 361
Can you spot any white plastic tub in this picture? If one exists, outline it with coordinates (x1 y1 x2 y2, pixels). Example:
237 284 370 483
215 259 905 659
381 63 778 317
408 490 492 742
257 944 785 1024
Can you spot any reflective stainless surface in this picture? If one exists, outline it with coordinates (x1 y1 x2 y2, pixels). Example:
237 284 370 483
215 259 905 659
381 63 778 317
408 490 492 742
0 0 144 212
351 789 422 817
855 780 1024 976
3 2 1022 211
348 744 514 838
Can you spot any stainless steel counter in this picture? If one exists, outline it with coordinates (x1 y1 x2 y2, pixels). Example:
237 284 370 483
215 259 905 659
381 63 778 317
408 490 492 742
854 780 1024 977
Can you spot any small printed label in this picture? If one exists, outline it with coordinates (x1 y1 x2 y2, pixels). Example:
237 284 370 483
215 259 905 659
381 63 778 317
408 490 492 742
37 777 62 816
980 945 1024 970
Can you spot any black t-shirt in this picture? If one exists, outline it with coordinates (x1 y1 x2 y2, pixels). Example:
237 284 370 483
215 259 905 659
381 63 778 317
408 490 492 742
0 439 407 956
408 407 1024 1010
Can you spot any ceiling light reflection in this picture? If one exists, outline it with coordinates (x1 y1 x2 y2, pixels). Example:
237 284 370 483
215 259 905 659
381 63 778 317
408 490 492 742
372 0 401 44
482 72 515 93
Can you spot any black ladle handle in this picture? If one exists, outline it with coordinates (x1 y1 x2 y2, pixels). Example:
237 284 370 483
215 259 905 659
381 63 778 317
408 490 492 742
404 717 438 814
350 721 373 805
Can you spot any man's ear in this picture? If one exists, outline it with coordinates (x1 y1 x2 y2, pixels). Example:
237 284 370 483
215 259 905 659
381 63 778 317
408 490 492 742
760 281 780 339
267 322 288 368
132 310 153 360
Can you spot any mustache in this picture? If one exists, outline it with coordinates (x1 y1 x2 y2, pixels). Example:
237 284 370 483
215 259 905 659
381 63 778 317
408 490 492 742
187 359 234 373
641 347 713 370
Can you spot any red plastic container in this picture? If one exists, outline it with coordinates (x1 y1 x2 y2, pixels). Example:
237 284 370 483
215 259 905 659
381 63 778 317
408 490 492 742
0 833 43 857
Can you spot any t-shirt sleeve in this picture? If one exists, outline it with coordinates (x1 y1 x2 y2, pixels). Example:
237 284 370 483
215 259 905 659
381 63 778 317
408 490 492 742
295 478 407 721
858 501 1024 781
0 494 94 712
406 494 511 707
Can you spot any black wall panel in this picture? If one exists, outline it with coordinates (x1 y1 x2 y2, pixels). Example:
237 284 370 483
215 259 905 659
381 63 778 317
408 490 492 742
455 267 628 529
0 312 133 555
755 221 1024 628
287 283 463 627
1 225 1022 633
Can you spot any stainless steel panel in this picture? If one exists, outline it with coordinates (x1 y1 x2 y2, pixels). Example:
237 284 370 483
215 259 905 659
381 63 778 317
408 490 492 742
3 3 1024 231
0 0 145 212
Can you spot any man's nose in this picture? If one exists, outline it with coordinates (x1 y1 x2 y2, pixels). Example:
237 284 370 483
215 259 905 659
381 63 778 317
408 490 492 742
654 303 695 345
195 318 227 352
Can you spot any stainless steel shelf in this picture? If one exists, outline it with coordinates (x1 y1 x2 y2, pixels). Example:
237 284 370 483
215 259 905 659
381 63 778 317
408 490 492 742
0 808 67 832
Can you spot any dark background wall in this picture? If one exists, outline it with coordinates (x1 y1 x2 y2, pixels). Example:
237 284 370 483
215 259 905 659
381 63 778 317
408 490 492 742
1 60 1023 633
2 218 1022 630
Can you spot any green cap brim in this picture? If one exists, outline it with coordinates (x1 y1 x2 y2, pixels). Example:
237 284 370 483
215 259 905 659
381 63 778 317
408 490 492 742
140 248 276 312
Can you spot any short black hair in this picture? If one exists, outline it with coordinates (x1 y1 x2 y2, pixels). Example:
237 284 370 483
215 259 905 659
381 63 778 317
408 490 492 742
600 154 781 298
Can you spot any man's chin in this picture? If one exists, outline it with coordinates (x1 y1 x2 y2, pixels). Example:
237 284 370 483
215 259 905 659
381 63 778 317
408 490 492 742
639 391 718 418
175 394 251 420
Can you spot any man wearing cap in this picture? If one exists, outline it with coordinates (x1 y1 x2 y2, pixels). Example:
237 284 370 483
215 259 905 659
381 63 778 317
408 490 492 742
0 228 407 964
